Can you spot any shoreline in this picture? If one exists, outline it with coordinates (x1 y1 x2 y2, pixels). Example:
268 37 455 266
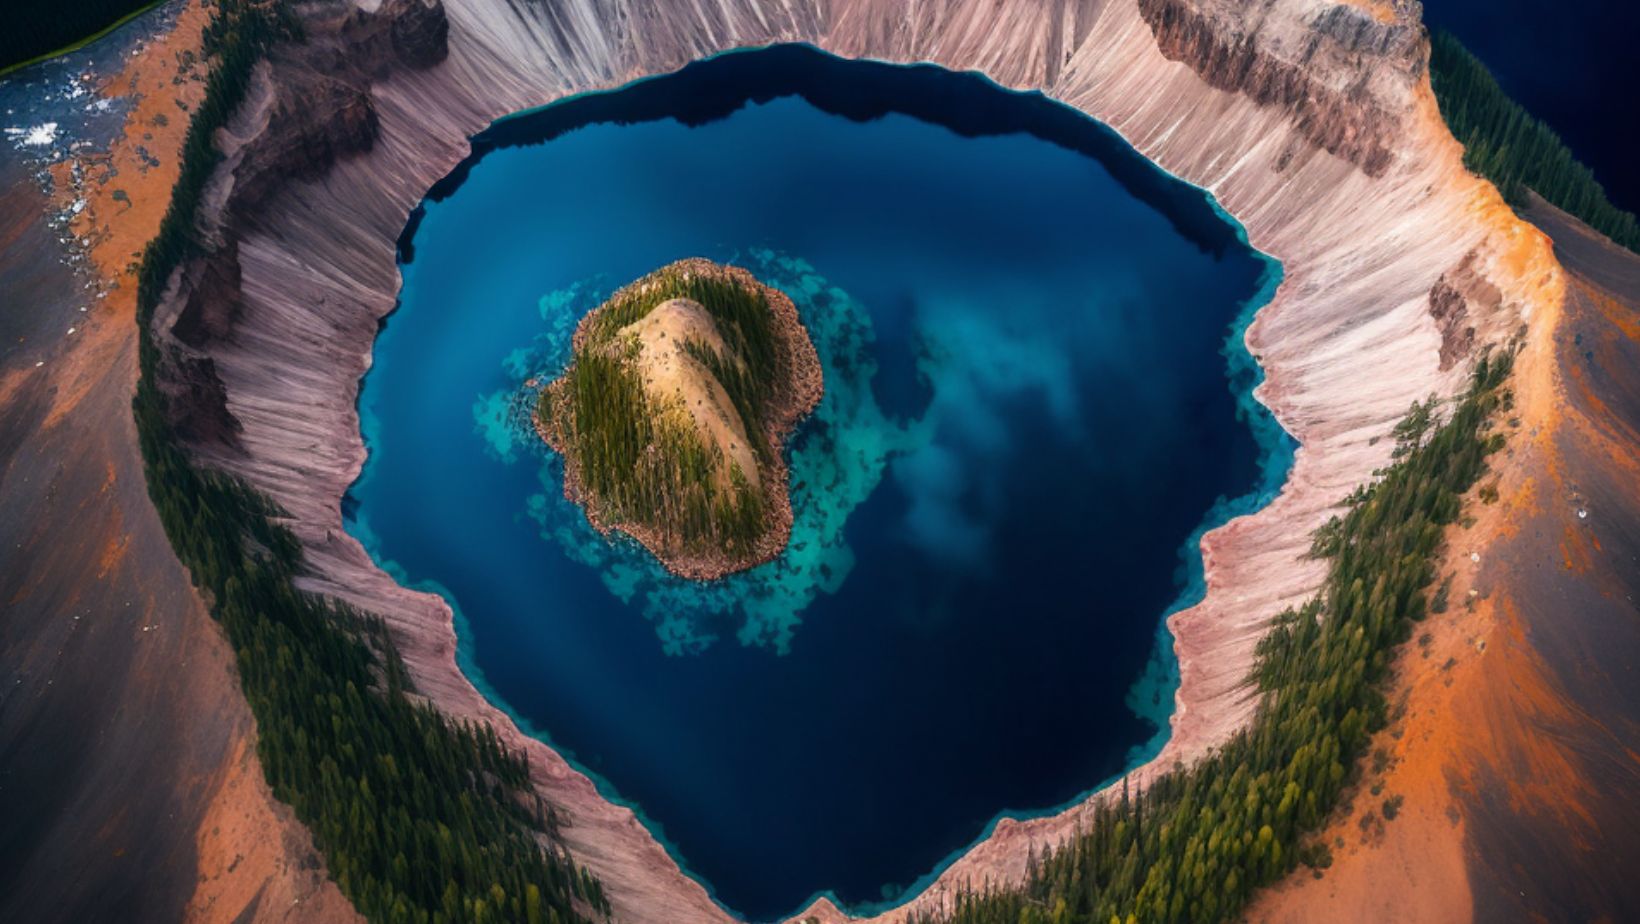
534 258 824 582
148 1 1560 921
783 247 1291 923
0 0 166 79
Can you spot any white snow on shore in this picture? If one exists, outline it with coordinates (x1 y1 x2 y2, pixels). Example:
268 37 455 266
5 122 59 146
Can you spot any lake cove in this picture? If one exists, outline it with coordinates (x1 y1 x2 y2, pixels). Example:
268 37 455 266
349 45 1289 921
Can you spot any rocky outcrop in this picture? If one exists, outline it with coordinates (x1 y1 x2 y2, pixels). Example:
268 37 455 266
1136 0 1426 176
172 238 241 347
158 238 242 448
220 2 453 223
154 348 240 448
1428 277 1474 369
1428 250 1505 370
299 0 450 76
147 0 1560 921
227 70 379 218
151 0 448 451
388 0 450 68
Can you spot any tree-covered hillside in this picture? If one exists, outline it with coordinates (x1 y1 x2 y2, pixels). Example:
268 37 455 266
538 261 807 569
133 2 609 922
913 353 1514 924
1430 29 1639 251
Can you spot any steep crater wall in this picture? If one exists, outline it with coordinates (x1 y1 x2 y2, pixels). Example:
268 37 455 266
148 0 1560 920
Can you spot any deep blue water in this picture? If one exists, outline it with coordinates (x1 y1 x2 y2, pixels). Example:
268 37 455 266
350 46 1287 920
1425 0 1640 213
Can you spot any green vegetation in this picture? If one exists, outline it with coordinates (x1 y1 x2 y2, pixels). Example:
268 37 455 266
584 268 781 385
132 2 607 922
540 264 791 559
136 0 301 322
1430 29 1639 252
0 0 160 76
1381 794 1404 821
549 346 766 554
918 351 1514 924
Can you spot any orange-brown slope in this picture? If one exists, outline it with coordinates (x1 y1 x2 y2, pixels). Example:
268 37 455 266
1248 202 1640 924
0 5 355 922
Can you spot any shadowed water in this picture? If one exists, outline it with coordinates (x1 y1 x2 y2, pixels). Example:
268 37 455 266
349 46 1287 920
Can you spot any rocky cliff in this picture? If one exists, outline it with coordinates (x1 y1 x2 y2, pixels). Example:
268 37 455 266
154 1 447 440
145 0 1560 921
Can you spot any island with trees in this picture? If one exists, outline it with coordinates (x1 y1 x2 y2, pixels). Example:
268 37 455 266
534 258 823 580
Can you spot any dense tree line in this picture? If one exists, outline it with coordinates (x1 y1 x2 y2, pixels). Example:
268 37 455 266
1430 29 1639 251
904 352 1514 924
542 268 782 555
0 0 157 73
132 3 608 922
549 346 765 552
135 0 301 321
588 271 782 391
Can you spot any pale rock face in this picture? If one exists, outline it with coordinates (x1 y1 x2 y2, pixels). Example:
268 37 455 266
151 0 1562 921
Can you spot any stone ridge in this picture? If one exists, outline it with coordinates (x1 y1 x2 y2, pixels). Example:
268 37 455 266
1137 0 1426 176
153 0 450 450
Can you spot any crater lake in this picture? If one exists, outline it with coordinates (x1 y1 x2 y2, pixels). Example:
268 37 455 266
348 45 1290 920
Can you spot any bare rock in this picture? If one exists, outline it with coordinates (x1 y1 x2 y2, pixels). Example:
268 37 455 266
229 70 379 218
172 239 242 347
155 347 242 450
1428 250 1505 370
388 0 450 69
1137 0 1425 176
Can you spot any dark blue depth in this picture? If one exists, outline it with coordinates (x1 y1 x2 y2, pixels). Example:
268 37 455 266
1424 0 1640 213
350 45 1280 920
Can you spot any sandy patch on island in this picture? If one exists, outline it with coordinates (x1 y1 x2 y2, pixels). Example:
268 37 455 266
620 297 760 490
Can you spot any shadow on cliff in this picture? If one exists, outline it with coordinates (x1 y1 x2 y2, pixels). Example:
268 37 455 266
401 43 1245 265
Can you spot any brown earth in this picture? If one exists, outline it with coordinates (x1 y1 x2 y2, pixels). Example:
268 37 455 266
0 5 355 922
1247 199 1640 924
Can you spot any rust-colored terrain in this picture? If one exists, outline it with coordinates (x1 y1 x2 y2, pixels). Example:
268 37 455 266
1250 198 1640 923
0 6 353 921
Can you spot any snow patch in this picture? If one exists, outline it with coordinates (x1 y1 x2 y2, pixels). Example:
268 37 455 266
5 122 60 146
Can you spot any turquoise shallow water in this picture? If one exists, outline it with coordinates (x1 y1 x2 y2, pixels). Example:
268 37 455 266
349 46 1290 920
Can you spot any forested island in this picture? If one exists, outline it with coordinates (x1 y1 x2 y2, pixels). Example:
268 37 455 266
535 259 823 580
